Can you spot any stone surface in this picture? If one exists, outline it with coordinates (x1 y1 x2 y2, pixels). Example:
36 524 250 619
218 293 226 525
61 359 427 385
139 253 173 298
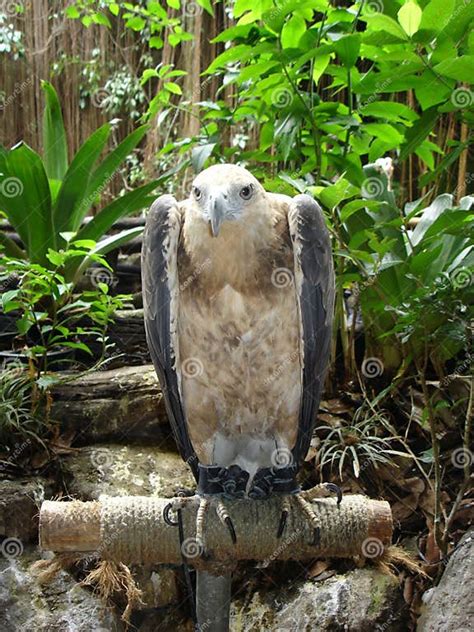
417 528 474 632
51 365 169 443
0 477 53 543
0 546 125 632
133 566 179 609
230 567 409 631
60 443 194 499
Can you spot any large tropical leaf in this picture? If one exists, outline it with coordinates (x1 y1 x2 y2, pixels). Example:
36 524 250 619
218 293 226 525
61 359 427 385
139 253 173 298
53 123 111 237
0 142 54 264
74 181 159 242
41 80 68 181
82 124 150 209
71 227 143 282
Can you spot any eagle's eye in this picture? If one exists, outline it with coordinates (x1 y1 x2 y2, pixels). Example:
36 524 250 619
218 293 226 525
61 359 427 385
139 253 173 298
193 186 202 200
239 184 253 200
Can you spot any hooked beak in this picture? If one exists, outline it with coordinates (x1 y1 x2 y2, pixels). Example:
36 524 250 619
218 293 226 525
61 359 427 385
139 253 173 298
209 194 226 237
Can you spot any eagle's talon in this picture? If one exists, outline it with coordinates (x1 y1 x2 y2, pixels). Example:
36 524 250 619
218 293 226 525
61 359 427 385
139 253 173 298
225 516 237 544
277 496 291 539
311 526 321 546
163 502 179 526
324 482 343 505
277 509 288 539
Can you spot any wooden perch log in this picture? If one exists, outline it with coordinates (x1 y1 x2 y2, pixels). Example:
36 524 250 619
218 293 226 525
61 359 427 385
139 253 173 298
40 494 392 568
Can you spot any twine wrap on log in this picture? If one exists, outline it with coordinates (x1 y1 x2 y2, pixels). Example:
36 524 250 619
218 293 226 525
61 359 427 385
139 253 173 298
40 494 392 567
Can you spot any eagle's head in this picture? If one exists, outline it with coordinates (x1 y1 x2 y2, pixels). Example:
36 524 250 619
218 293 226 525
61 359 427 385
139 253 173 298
190 164 266 237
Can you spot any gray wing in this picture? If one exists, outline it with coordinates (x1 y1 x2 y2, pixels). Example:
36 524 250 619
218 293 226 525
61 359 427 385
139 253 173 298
287 194 335 466
141 195 198 479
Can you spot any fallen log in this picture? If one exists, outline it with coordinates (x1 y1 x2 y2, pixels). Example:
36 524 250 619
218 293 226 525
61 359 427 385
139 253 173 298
50 365 168 442
40 494 392 567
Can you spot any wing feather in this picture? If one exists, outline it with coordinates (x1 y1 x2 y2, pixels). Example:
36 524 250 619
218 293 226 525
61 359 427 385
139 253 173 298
287 194 335 466
142 195 198 478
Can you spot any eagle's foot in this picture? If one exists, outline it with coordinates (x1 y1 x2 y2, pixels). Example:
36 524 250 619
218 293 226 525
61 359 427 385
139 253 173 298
195 496 237 557
216 499 237 544
290 484 343 545
302 482 343 505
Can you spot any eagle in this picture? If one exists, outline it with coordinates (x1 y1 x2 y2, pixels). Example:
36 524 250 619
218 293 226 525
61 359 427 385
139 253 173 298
142 164 338 548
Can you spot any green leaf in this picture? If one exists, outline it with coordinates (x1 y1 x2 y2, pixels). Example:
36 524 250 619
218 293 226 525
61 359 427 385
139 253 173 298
93 12 111 27
399 106 439 161
205 44 252 73
141 69 159 85
41 81 68 181
197 0 214 15
126 16 145 31
411 194 453 246
419 0 455 33
334 34 360 68
398 1 422 37
363 14 408 42
419 142 467 187
364 123 404 145
78 124 149 220
318 177 358 209
164 81 182 95
54 123 111 236
434 56 474 82
74 227 143 281
75 180 159 243
281 15 306 49
360 101 418 123
192 143 216 172
149 36 164 49
0 142 54 264
312 54 330 83
65 5 80 18
109 3 119 16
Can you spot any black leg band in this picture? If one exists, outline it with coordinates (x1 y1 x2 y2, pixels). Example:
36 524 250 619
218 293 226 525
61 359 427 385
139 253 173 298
197 464 249 498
